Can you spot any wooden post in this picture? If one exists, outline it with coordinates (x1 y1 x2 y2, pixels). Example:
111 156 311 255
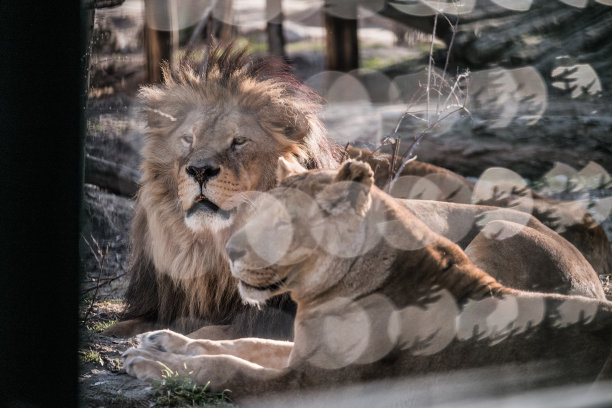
324 1 359 72
266 0 286 59
143 0 175 83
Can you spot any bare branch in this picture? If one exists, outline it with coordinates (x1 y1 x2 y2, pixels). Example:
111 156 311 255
81 236 110 324
426 13 439 125
385 138 402 192
388 106 467 192
81 272 126 295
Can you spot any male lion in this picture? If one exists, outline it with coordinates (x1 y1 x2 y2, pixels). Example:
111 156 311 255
105 45 340 338
123 160 612 403
107 43 612 339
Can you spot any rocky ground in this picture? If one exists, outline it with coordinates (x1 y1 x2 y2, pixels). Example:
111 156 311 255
79 1 612 407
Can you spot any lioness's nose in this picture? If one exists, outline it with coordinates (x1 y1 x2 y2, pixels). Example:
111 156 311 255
226 240 246 262
186 164 220 185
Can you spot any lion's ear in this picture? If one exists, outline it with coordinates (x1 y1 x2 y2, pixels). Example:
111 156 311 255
318 160 373 216
138 86 178 129
276 156 307 183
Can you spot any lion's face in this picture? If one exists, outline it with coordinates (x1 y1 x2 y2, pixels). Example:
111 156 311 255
172 107 285 233
227 160 376 304
138 46 338 241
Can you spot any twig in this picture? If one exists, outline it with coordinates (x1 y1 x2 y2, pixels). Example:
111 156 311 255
81 272 126 295
362 134 396 162
82 235 110 324
385 138 401 192
440 14 458 84
382 7 471 190
388 106 467 192
342 142 350 162
437 13 459 114
426 13 439 125
442 71 470 113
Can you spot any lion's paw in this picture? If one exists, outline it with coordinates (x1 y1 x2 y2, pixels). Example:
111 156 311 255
139 329 190 354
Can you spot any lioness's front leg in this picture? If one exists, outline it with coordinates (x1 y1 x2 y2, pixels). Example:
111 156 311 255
140 329 293 369
122 347 283 393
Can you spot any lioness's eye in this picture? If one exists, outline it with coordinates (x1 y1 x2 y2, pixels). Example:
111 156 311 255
180 135 193 147
231 136 248 150
274 219 291 229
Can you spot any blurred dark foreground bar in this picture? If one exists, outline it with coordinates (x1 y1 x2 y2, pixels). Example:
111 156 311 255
0 1 86 406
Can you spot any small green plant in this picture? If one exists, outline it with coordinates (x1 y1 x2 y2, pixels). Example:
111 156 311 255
152 363 235 407
87 319 117 333
80 349 103 365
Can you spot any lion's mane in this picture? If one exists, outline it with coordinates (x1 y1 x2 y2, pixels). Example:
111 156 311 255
122 45 340 335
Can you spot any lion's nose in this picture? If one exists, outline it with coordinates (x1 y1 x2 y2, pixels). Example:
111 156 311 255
186 164 220 185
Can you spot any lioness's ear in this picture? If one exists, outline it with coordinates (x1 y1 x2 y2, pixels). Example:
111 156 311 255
318 160 373 216
276 156 307 183
335 160 374 189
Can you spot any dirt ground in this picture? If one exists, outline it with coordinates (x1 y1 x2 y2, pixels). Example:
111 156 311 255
79 1 612 407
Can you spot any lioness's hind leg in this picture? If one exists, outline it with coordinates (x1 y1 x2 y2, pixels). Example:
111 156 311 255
187 324 233 340
465 220 605 298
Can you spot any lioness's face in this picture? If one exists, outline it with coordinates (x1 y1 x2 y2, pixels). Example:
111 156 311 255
225 184 322 304
171 108 285 233
227 161 376 304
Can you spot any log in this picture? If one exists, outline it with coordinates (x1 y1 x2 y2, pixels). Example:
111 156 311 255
84 154 140 197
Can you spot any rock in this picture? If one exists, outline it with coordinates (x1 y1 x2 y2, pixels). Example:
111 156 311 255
370 0 612 94
84 111 143 197
81 184 134 298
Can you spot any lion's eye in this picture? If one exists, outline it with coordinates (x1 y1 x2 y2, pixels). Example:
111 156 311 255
231 136 248 150
180 135 193 147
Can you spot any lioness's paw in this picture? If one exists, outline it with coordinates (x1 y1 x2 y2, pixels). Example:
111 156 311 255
122 348 166 382
140 329 190 353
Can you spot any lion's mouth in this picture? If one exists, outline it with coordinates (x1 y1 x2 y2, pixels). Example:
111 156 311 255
239 277 287 292
187 195 233 219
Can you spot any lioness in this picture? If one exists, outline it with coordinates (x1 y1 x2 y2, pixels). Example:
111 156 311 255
107 43 611 339
123 160 612 402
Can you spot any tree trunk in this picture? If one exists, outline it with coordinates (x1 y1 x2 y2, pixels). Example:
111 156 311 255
325 1 359 72
143 0 175 83
266 0 286 59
